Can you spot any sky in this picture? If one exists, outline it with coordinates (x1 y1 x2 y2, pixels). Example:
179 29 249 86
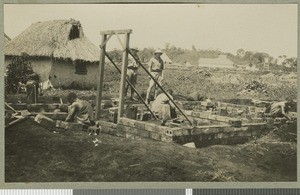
3 4 298 57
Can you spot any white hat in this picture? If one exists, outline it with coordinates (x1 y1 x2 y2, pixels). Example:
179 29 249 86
154 49 163 54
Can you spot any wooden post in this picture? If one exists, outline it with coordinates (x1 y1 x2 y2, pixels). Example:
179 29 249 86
95 34 107 119
105 53 158 120
33 83 37 103
118 33 130 119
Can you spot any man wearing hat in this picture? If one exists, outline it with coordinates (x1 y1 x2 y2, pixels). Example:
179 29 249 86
125 47 140 101
146 49 164 103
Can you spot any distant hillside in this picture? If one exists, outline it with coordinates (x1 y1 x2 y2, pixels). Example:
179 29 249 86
165 47 221 65
107 45 277 68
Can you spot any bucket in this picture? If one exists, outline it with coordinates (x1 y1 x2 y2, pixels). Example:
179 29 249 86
140 111 151 121
126 105 137 119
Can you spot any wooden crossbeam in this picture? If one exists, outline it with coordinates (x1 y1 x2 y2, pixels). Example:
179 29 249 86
96 29 132 119
115 33 126 50
99 34 113 49
100 29 132 35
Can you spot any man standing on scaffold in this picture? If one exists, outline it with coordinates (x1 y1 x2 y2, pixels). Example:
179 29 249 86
146 49 164 104
125 47 140 101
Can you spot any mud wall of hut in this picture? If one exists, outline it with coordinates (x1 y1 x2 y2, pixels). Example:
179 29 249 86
50 59 98 89
5 56 99 89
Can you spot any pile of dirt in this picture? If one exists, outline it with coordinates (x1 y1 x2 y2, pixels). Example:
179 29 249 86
5 119 297 182
243 80 267 94
194 69 212 77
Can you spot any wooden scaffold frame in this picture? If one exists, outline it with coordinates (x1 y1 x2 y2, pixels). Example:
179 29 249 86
95 29 192 125
96 29 131 120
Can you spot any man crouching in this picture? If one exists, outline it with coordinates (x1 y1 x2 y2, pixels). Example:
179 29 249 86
65 92 95 126
152 89 177 126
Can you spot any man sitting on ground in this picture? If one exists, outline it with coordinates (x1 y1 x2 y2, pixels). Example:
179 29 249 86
152 89 176 126
65 92 95 126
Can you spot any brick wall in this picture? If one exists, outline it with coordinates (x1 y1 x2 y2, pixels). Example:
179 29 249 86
97 117 272 148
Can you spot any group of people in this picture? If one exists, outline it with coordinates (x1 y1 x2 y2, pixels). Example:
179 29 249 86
125 48 166 103
125 48 176 125
64 48 175 126
62 48 294 127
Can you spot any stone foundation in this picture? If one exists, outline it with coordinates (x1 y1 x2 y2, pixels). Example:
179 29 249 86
97 117 273 147
8 101 295 148
98 118 175 143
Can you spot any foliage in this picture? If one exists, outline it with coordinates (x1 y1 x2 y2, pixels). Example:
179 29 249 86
227 50 273 66
236 48 245 57
269 64 296 72
107 49 122 63
164 44 221 65
227 53 248 65
108 46 296 73
282 57 297 68
243 80 267 94
139 47 155 63
5 53 35 94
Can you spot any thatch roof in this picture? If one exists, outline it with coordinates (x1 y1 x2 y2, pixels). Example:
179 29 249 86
5 19 99 62
4 33 11 46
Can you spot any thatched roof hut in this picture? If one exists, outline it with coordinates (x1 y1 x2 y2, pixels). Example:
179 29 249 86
161 53 172 64
5 19 99 62
4 33 11 46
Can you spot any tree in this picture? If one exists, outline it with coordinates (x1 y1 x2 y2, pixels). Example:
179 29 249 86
192 45 197 51
236 48 245 57
139 48 155 63
6 53 35 93
107 49 122 63
165 43 171 51
283 57 297 68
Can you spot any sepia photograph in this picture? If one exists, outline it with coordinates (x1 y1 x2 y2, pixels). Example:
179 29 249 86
3 3 297 183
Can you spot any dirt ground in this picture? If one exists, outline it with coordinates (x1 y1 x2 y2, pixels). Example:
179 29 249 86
5 67 296 104
98 66 297 101
5 119 296 182
5 67 297 182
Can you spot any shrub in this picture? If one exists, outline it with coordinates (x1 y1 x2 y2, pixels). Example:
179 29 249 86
6 53 34 94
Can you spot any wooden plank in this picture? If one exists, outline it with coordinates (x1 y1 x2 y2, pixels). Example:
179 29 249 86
99 33 113 49
100 29 132 35
117 33 130 119
5 117 27 128
5 102 18 113
115 33 125 50
95 34 107 119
